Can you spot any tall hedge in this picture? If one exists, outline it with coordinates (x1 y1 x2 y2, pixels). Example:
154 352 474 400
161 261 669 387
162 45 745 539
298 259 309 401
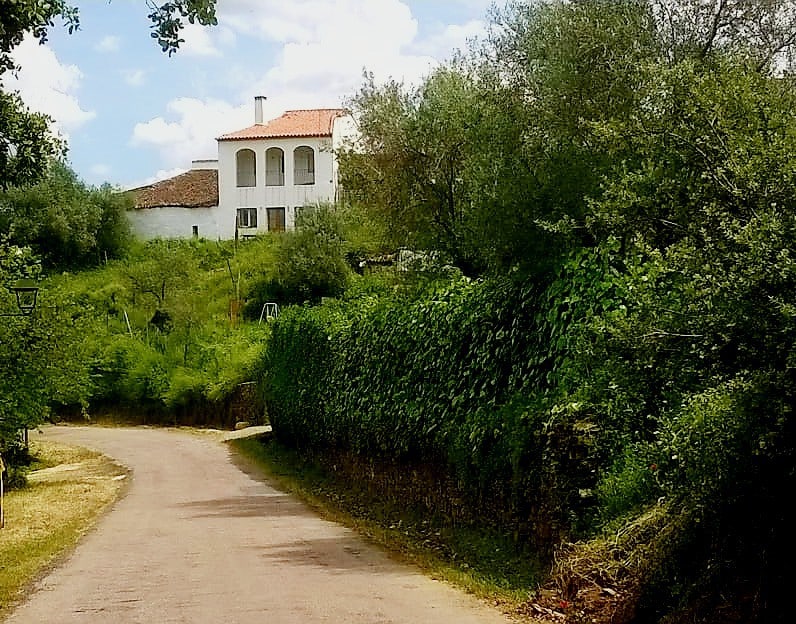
259 276 594 543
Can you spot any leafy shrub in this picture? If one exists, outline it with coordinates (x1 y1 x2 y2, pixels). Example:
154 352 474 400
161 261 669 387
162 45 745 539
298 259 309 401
258 275 580 543
243 206 352 316
0 161 132 268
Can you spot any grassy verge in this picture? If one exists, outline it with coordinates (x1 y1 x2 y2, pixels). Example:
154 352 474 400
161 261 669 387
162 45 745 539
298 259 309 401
0 440 127 619
230 436 543 613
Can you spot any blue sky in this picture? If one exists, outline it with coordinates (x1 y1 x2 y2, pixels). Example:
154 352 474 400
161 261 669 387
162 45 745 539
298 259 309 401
7 1 494 190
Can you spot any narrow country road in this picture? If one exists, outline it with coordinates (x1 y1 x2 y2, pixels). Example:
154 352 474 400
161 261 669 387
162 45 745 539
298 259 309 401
7 426 517 624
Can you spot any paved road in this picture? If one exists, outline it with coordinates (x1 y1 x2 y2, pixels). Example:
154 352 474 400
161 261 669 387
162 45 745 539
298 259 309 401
8 426 516 624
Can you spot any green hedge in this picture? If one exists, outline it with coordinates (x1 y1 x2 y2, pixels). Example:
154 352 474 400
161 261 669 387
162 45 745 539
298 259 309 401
259 277 582 541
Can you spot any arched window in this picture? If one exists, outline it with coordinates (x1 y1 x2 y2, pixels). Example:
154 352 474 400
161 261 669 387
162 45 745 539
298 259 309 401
236 149 256 187
265 147 285 186
293 146 315 185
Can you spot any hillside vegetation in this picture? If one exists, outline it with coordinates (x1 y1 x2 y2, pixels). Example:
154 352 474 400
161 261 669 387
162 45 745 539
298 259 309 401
2 1 796 622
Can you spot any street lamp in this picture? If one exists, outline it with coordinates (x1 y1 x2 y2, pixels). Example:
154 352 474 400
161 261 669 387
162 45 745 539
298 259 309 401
2 279 39 316
1 278 40 526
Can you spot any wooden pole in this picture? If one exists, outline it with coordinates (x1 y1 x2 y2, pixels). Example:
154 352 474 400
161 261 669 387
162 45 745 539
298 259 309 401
1 453 5 529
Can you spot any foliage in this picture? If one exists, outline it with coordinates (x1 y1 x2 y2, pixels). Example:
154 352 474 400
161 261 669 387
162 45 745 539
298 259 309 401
0 241 92 473
261 1 796 619
339 66 539 275
0 1 217 67
243 205 352 313
121 239 194 308
484 0 659 238
3 0 795 618
650 0 796 71
146 0 218 55
273 205 351 302
0 161 132 267
42 238 273 426
259 277 571 545
0 1 78 74
0 90 65 191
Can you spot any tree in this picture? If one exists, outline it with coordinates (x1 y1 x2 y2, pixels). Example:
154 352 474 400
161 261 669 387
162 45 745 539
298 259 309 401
339 2 662 276
651 0 796 71
145 0 219 55
339 65 542 275
0 241 44 459
0 161 133 268
0 1 217 67
244 205 352 311
0 1 79 74
340 68 490 274
483 0 659 232
123 239 193 311
337 74 420 251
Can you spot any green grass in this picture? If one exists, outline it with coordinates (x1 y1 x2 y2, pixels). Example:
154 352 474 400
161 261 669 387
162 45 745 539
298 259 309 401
0 441 127 619
230 436 543 611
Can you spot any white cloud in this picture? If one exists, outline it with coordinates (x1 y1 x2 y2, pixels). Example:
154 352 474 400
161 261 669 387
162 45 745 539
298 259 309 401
414 19 486 59
179 23 224 57
123 69 147 87
90 163 112 177
220 0 438 87
127 167 189 190
131 98 251 169
7 37 95 138
96 35 121 53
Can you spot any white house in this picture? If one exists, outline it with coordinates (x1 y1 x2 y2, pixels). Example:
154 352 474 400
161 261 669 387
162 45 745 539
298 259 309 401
128 97 356 240
126 160 223 240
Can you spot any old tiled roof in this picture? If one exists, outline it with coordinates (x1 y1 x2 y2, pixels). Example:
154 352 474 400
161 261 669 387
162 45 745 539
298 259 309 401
217 109 346 141
129 169 218 209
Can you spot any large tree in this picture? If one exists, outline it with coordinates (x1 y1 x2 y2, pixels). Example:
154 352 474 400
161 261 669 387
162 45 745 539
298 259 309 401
339 68 490 274
0 161 133 267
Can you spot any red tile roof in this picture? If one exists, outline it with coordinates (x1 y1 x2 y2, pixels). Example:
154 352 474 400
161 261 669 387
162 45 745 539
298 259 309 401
217 109 346 141
128 169 218 209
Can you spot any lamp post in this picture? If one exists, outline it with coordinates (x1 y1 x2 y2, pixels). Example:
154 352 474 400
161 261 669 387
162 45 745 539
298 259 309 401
2 279 39 316
1 278 40 527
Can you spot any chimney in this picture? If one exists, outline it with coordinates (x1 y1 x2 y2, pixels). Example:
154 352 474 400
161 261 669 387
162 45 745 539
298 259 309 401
254 96 267 124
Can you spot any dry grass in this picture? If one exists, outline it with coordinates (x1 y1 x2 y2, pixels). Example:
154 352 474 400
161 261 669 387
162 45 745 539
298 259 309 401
0 440 127 619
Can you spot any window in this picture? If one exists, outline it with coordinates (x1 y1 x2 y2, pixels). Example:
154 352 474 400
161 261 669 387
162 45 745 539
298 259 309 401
236 149 256 187
237 207 258 229
293 146 315 185
265 147 285 186
267 207 286 232
192 225 199 238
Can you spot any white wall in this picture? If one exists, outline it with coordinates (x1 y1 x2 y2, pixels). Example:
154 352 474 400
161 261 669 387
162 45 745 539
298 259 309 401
332 115 358 201
217 119 354 235
127 205 232 240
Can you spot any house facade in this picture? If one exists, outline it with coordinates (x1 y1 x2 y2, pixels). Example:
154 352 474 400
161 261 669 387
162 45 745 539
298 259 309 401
126 160 223 240
128 97 356 240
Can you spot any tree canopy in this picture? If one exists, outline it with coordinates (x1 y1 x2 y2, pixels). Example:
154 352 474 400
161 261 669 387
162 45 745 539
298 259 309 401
331 3 796 617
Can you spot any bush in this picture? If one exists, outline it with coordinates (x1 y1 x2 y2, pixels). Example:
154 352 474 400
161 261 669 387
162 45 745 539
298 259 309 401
257 276 583 545
0 161 132 269
243 206 352 316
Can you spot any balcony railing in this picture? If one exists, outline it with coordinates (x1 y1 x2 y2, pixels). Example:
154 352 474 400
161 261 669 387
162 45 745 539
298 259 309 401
294 169 315 186
266 172 284 187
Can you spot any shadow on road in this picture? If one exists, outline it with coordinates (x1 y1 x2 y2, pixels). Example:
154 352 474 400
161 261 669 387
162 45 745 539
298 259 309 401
175 494 308 519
